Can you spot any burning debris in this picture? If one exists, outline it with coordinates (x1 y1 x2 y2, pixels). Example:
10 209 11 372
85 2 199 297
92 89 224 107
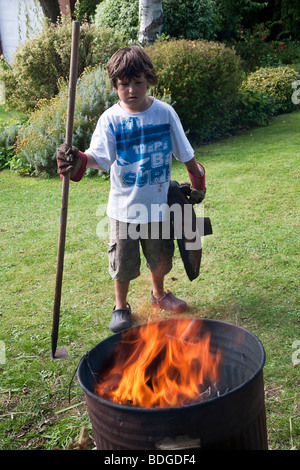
94 319 222 408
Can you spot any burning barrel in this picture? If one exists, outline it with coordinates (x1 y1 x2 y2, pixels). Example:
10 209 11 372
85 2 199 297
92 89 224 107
77 318 268 450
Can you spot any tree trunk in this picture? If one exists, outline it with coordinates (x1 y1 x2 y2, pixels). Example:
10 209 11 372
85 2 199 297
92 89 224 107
139 0 163 45
38 0 77 22
38 0 61 22
59 0 77 17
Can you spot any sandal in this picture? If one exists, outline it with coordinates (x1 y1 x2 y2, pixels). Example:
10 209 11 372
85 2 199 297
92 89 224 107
109 303 132 333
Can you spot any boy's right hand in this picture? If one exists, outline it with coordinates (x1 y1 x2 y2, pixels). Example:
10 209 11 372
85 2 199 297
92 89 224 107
56 143 81 177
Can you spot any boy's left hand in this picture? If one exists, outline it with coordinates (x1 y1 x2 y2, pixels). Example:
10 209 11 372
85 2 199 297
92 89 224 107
180 183 206 204
190 187 206 204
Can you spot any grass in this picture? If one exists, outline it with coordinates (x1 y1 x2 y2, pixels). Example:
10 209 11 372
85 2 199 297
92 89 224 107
0 110 299 450
0 105 25 123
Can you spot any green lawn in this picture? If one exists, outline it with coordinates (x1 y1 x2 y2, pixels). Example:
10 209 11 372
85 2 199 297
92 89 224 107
0 106 6 121
0 105 25 122
0 110 299 450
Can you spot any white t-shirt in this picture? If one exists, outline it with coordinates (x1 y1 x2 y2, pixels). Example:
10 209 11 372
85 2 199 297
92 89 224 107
86 98 194 223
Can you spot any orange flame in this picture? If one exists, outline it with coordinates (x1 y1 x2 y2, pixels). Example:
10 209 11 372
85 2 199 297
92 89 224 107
94 319 221 408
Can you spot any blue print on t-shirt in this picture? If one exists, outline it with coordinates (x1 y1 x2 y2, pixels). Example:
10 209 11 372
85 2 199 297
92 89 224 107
109 117 172 187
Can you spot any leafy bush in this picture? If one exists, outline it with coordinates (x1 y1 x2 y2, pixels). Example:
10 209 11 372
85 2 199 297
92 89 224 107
276 39 300 64
0 118 25 170
0 55 11 72
147 39 243 142
241 66 300 113
233 25 300 71
162 0 219 40
0 145 14 170
14 66 118 176
74 0 101 22
94 0 139 41
91 26 127 65
233 26 279 71
234 89 278 128
0 19 126 113
235 37 298 71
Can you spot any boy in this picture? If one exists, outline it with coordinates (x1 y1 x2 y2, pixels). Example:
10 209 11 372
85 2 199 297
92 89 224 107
57 46 206 333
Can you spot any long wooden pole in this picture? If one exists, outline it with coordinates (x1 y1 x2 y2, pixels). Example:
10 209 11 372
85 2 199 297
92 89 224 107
51 21 80 359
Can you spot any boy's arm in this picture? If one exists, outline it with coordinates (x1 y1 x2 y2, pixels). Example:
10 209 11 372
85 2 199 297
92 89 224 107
86 153 105 170
184 157 204 178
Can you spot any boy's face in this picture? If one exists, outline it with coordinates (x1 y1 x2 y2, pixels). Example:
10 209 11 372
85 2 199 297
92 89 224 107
116 74 152 113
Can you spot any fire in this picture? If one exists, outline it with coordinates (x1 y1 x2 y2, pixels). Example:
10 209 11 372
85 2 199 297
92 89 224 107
94 319 221 408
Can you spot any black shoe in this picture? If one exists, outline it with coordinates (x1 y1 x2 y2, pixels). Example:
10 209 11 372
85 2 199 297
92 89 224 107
109 303 132 333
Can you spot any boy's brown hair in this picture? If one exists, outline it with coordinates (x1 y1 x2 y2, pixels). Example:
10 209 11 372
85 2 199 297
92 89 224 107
107 46 158 88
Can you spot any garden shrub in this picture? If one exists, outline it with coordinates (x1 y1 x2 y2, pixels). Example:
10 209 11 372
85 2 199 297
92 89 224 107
233 25 281 71
234 89 278 128
94 0 139 41
233 24 300 72
92 26 127 65
75 0 100 22
241 66 300 113
278 39 300 64
162 0 218 40
146 39 243 142
0 118 24 170
14 66 118 176
235 36 300 71
0 19 126 113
